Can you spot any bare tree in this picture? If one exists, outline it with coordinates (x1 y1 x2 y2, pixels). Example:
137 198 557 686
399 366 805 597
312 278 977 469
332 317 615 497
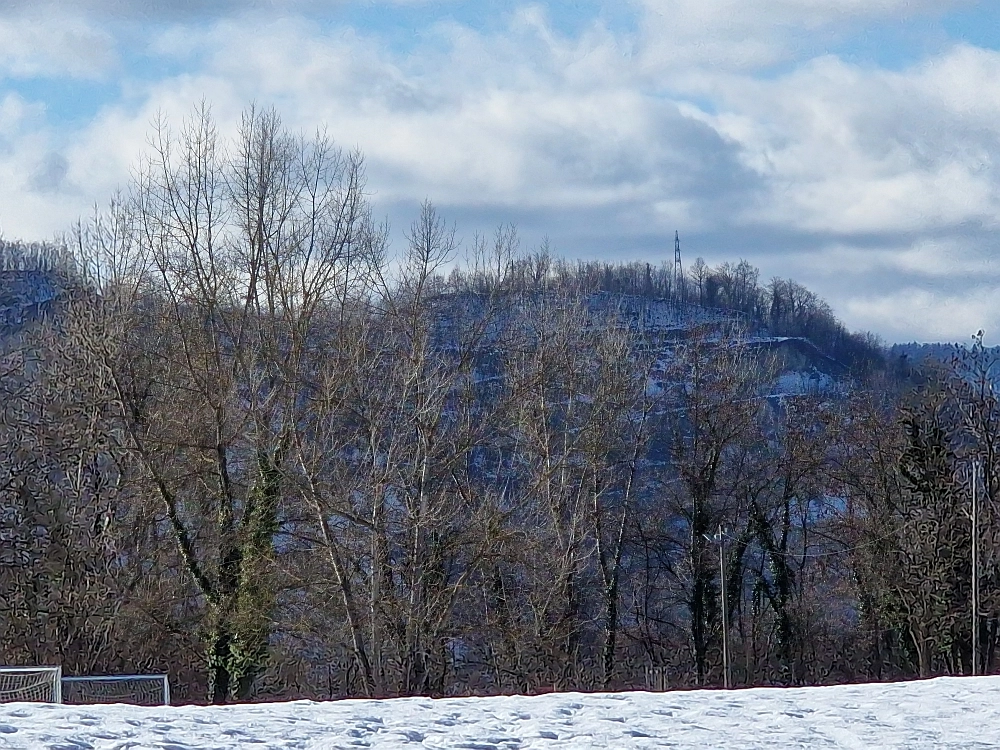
287 203 519 697
73 103 381 702
660 325 773 686
0 312 122 673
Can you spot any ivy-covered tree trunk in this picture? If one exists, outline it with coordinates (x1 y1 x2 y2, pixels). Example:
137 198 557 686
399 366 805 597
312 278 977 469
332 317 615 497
688 477 725 687
208 449 282 704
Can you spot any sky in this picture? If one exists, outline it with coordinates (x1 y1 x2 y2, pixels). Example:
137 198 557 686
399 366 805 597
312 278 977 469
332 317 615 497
0 1 999 342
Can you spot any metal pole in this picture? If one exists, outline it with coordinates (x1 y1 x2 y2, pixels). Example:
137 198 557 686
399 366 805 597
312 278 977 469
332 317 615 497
719 524 730 689
973 460 979 676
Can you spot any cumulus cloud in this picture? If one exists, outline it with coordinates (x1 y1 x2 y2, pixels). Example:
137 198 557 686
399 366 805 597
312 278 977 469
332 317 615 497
633 0 980 72
0 12 116 79
0 0 434 23
844 286 1000 343
0 92 44 135
0 94 81 240
147 9 762 234
28 152 70 193
681 47 1000 238
1 0 302 21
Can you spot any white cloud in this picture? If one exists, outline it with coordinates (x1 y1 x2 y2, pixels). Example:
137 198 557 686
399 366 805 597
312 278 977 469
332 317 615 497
632 0 980 72
0 92 44 136
1 0 294 20
843 286 1000 343
0 12 116 79
679 47 1000 236
0 94 76 240
0 0 423 23
635 0 976 29
152 13 704 214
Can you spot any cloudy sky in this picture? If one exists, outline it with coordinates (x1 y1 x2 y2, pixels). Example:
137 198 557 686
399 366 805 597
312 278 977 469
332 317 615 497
1 0 998 342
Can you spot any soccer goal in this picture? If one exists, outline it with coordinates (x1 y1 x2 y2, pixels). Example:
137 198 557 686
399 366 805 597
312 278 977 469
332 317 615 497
0 667 62 703
61 674 170 706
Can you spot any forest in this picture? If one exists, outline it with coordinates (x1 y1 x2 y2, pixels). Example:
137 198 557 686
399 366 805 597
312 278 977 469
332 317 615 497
0 105 995 704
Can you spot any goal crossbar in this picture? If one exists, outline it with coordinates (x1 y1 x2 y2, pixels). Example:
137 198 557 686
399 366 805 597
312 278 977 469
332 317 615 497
61 674 170 706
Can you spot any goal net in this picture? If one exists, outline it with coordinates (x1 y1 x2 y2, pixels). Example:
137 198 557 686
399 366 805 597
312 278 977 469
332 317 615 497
0 667 62 703
61 674 170 706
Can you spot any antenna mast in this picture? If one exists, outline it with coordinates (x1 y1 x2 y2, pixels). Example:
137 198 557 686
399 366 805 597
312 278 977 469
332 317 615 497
673 230 684 303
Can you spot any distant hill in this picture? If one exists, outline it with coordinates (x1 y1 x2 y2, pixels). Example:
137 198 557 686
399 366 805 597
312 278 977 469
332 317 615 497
0 238 885 385
494 257 886 378
889 342 970 365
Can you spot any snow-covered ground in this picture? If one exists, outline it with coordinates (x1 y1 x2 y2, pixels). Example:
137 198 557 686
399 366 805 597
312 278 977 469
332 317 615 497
3 676 998 749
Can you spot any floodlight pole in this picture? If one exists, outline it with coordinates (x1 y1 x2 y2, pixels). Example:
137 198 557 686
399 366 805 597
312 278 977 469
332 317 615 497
973 459 980 677
718 525 731 689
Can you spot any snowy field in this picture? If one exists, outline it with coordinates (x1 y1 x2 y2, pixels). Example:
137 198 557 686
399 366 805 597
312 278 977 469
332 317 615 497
2 676 999 749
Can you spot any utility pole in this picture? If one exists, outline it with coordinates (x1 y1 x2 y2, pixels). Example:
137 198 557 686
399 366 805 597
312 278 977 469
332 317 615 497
717 525 731 689
973 459 980 676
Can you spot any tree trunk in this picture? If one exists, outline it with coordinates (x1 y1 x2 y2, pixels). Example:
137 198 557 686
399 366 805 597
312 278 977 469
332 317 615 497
209 628 234 704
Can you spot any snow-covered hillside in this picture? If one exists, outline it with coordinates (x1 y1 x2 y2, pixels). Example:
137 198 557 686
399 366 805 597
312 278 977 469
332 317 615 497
2 677 997 749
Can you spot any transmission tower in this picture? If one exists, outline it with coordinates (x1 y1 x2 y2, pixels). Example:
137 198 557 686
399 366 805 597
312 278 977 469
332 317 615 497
673 230 684 303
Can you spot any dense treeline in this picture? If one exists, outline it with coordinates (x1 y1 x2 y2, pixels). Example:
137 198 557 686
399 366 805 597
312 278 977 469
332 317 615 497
0 105 992 703
485 251 884 374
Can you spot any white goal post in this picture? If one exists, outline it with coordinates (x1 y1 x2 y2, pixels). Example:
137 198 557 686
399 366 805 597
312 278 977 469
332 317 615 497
0 667 62 703
61 674 171 706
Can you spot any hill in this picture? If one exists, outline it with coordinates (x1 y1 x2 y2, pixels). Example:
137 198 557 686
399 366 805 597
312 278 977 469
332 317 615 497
0 237 881 383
